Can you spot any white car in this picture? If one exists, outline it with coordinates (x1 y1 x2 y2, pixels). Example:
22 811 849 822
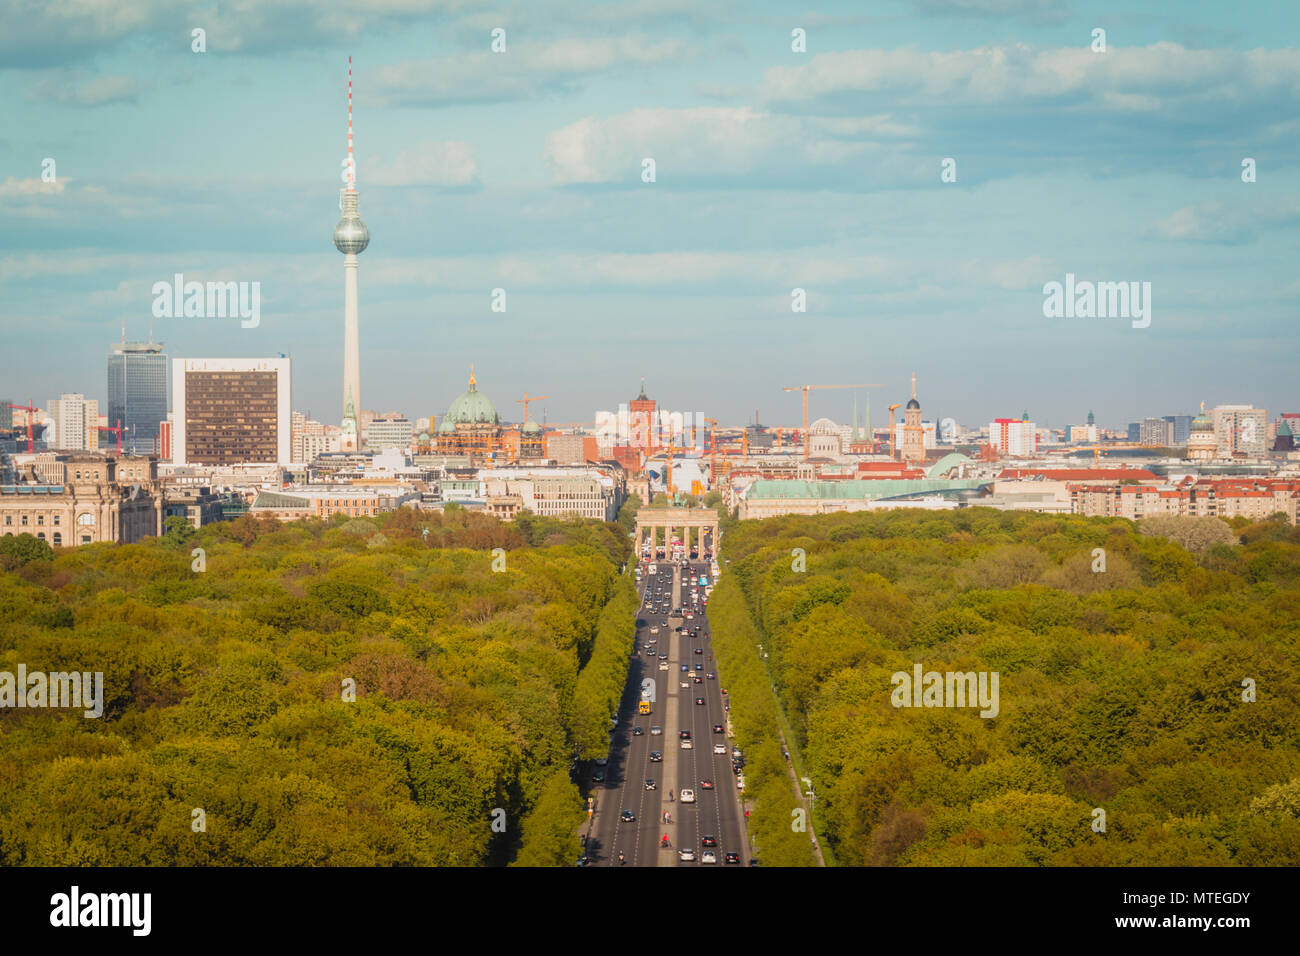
680 739 692 749
713 743 726 755
659 661 669 670
736 776 745 792
650 627 659 634
680 681 689 688
701 850 717 864
650 726 662 735
678 848 696 862
679 788 696 804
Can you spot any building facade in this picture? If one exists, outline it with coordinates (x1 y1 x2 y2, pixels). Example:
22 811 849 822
108 341 168 455
48 393 100 451
0 454 163 545
172 358 292 466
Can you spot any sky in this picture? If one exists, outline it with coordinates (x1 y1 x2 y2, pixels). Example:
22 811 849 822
2 0 1298 433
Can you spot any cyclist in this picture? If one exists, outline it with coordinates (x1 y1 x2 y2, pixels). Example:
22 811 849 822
618 851 625 865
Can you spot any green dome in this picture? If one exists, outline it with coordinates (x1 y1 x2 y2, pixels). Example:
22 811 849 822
444 370 499 426
523 419 541 434
437 418 456 434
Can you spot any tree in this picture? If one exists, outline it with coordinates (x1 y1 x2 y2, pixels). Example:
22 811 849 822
0 532 54 567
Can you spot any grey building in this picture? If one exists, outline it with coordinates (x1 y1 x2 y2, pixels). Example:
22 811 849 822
108 341 168 455
1163 415 1192 445
1140 418 1174 446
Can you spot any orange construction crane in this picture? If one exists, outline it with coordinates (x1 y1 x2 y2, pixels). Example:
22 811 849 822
783 383 883 460
887 403 902 460
1073 442 1152 464
97 419 123 456
8 400 38 453
515 392 549 425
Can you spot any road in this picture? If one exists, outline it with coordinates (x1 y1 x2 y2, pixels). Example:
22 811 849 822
585 558 748 867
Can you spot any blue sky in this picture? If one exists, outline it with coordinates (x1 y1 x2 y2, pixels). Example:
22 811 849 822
3 0 1298 432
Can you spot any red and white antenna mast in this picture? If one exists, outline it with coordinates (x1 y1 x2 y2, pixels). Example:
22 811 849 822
346 55 356 192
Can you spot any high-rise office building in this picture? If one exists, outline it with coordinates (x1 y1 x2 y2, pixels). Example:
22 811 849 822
1162 415 1192 445
989 418 1037 456
1213 404 1267 458
48 393 100 450
172 358 291 466
108 340 168 454
1140 417 1174 446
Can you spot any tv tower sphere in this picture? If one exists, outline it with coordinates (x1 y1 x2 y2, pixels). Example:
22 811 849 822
334 193 369 254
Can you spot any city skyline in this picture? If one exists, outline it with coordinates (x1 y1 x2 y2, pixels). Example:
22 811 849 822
3 0 1298 427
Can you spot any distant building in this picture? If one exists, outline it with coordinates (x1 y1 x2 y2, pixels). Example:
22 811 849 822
48 393 99 450
1068 424 1098 443
1162 415 1192 445
1187 403 1217 462
989 418 1037 457
901 373 926 462
172 358 291 466
1139 417 1174 446
0 453 163 545
108 341 168 455
367 416 414 450
1213 404 1267 458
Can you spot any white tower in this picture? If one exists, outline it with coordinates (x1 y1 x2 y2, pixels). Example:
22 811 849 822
333 56 369 450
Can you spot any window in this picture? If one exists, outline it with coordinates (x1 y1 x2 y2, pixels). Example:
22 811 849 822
37 532 45 540
81 535 92 545
52 533 62 546
3 515 9 525
37 515 44 525
53 515 59 526
21 515 27 526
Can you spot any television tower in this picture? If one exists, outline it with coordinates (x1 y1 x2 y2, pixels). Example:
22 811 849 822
333 56 369 448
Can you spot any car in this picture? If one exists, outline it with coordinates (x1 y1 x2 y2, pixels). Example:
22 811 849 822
659 661 669 670
706 673 715 679
680 664 689 672
732 747 743 759
650 726 662 735
591 771 605 782
701 780 714 791
678 848 696 862
679 730 691 739
680 739 693 750
713 724 724 733
649 751 662 762
694 647 703 655
695 697 705 705
692 675 703 684
736 776 745 791
632 726 644 736
620 810 636 822
576 855 594 867
679 788 696 803
732 763 742 775
645 779 657 791
650 627 659 634
658 654 668 661
695 664 703 671
594 757 608 766
724 852 740 864
680 681 689 688
713 743 726 755
701 834 717 846
701 851 717 864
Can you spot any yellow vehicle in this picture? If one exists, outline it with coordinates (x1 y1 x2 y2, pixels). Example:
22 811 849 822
638 700 652 715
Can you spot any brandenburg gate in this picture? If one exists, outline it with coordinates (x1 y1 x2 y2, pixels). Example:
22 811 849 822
634 508 720 559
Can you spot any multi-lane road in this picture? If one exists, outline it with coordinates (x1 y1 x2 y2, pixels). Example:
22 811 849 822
584 559 749 866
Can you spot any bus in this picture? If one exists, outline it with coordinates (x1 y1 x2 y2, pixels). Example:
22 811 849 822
638 700 652 715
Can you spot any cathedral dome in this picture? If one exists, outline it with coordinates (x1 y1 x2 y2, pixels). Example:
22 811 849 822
906 398 921 410
444 369 500 425
523 419 541 434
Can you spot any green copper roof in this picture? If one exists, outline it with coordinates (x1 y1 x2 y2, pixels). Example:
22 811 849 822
444 377 499 426
745 478 989 500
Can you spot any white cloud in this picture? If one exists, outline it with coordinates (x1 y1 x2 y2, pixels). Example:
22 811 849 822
365 142 479 187
0 177 66 198
373 35 688 107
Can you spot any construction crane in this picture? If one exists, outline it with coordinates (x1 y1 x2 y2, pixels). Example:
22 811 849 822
515 392 549 426
704 418 718 485
887 403 901 460
97 419 123 456
8 401 38 453
1073 443 1153 464
783 383 883 460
